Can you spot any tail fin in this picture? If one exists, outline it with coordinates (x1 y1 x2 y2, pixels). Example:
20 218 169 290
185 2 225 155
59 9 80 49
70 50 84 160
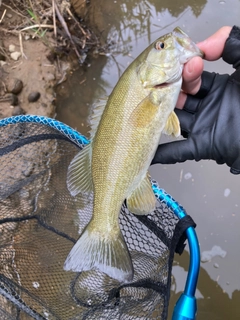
64 223 133 283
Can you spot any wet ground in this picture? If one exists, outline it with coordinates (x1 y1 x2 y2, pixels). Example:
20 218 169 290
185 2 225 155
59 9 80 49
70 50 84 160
56 0 240 319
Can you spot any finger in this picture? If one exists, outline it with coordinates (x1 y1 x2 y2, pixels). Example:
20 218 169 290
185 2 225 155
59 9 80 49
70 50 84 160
176 56 203 109
177 71 217 110
197 26 232 61
181 56 204 94
176 91 187 109
151 139 195 165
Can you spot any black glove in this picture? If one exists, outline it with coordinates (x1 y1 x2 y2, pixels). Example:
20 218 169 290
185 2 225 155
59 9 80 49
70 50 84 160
152 26 240 174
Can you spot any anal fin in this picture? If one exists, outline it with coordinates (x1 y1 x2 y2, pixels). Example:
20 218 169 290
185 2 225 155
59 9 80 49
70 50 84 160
127 173 156 215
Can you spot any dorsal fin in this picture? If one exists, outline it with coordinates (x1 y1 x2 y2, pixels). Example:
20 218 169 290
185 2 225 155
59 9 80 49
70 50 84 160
89 97 108 139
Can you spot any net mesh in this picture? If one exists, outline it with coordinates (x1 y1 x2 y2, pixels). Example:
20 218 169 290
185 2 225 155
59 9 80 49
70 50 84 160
0 122 190 320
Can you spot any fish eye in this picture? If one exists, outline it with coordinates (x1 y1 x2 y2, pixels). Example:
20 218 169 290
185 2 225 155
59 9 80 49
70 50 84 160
155 41 164 50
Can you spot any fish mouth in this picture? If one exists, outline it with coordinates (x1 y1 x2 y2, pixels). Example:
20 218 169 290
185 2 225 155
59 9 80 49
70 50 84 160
154 73 182 89
154 82 171 89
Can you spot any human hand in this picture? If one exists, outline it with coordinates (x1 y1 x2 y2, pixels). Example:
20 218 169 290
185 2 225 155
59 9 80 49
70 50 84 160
152 26 240 174
176 26 232 109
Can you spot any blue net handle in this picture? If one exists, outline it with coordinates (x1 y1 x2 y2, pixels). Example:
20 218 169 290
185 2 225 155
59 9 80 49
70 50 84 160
0 115 200 319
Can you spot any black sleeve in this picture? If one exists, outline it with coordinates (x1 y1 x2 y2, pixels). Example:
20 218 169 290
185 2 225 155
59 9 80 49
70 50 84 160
222 25 240 69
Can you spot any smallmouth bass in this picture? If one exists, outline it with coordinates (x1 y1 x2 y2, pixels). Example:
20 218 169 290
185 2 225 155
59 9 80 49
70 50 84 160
64 27 203 282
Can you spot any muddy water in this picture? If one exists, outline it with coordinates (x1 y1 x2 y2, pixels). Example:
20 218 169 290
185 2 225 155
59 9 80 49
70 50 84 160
57 0 240 318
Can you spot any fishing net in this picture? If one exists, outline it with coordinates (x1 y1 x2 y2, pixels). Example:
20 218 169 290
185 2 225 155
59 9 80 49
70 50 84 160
0 117 196 320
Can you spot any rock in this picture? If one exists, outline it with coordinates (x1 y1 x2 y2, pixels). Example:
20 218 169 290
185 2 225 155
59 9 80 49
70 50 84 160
0 61 6 66
9 44 15 52
7 78 23 95
28 91 40 103
12 106 24 116
10 52 21 61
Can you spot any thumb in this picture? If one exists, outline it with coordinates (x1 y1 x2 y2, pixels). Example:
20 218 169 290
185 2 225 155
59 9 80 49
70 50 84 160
151 139 196 165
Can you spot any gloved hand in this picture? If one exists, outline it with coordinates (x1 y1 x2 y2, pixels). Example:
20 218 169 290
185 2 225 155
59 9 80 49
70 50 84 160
152 26 240 174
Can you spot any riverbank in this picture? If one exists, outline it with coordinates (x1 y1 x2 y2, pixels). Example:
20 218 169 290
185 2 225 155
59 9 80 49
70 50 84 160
0 0 98 119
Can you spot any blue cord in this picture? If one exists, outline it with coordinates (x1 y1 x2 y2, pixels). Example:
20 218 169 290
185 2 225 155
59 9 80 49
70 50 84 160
152 187 199 320
0 115 89 146
0 115 200 320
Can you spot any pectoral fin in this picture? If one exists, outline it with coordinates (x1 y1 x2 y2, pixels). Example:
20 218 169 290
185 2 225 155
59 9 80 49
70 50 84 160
67 143 93 197
163 111 180 137
127 173 156 215
129 95 158 128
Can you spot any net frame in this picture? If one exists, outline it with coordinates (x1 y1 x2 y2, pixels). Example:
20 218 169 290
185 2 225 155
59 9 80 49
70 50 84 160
0 115 200 320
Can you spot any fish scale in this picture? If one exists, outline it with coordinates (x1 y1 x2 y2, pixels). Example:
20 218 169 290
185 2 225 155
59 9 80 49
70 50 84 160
64 27 203 283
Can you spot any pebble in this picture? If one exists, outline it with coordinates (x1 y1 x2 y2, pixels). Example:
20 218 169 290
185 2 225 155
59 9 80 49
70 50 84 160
213 263 219 268
45 72 55 81
9 44 15 52
6 13 13 18
28 91 40 103
7 78 23 95
10 51 21 61
12 106 24 116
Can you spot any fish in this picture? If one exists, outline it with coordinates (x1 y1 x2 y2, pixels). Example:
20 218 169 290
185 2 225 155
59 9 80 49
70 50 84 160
64 27 203 283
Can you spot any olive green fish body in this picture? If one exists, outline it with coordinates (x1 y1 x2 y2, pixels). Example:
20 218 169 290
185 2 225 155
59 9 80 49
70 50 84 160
64 27 203 282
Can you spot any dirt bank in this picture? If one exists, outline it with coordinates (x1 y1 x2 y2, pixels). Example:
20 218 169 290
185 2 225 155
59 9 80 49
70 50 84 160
0 0 97 119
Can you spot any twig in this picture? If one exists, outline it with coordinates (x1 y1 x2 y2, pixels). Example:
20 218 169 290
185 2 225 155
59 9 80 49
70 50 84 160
0 27 21 34
0 9 6 24
2 3 26 18
52 0 57 38
20 24 54 32
65 7 86 36
54 2 72 41
19 32 27 60
54 1 81 60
